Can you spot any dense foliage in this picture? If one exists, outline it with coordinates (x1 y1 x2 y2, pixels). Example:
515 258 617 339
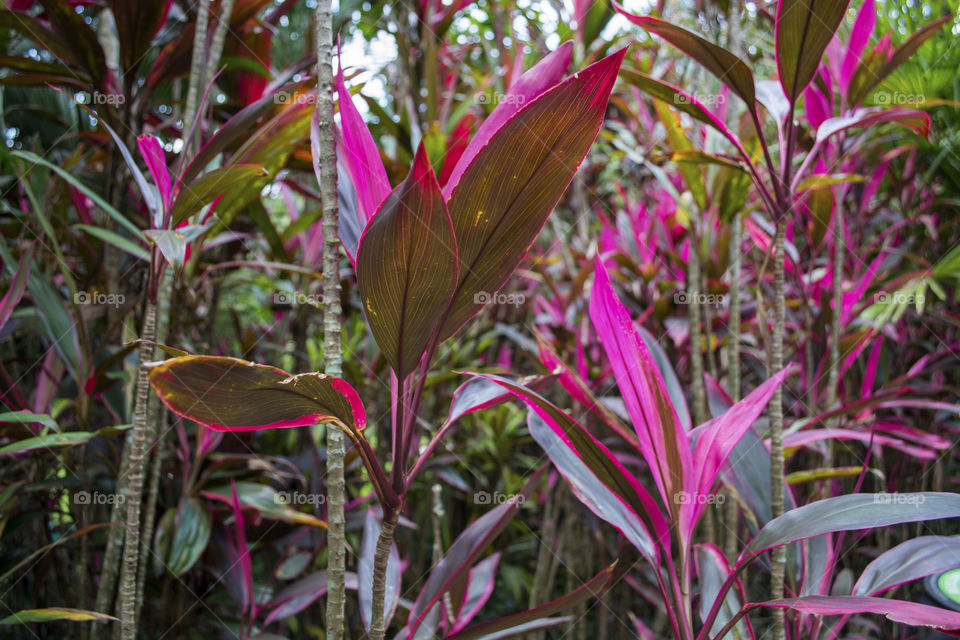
1 1 959 639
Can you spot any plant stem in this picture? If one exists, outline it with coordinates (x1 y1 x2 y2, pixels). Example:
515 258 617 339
369 510 399 640
688 222 708 425
182 0 210 158
825 205 844 466
728 217 742 402
313 1 345 637
769 219 787 640
119 300 157 639
203 0 235 91
134 270 172 625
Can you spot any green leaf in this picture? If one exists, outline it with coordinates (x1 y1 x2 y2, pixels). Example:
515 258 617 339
74 224 150 261
0 608 117 624
795 173 866 191
654 100 708 210
0 410 58 433
203 482 326 528
0 424 130 457
11 151 143 238
169 164 267 224
144 222 213 271
437 49 626 341
356 145 458 379
776 0 851 103
164 497 212 576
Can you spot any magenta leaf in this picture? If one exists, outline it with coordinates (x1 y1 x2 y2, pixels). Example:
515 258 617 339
472 373 667 563
691 367 791 519
756 596 960 631
816 107 931 144
335 55 391 225
449 553 500 633
441 41 572 197
589 258 692 514
137 135 172 214
442 563 616 640
229 480 254 618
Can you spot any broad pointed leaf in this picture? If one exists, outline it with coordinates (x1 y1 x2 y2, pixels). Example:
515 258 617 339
589 258 692 515
741 493 960 562
853 536 960 596
756 596 960 631
147 355 365 432
816 108 931 144
0 608 116 625
471 373 667 562
442 41 573 196
443 563 616 640
170 164 268 224
356 144 458 379
617 9 756 108
437 49 626 341
775 0 851 103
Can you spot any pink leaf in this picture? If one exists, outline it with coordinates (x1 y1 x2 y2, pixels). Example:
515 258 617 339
441 41 573 198
589 258 692 516
335 51 391 226
842 0 876 93
758 596 960 631
137 135 172 214
691 367 791 524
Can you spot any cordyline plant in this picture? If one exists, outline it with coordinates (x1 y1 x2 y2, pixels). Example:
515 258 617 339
148 46 627 639
611 1 953 637
475 256 960 640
